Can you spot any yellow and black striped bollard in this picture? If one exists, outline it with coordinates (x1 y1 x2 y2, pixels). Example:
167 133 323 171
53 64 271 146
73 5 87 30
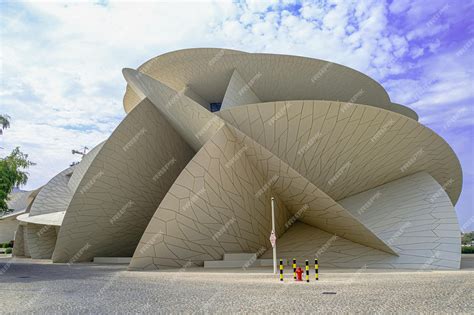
305 260 309 283
279 259 284 281
315 258 319 281
293 258 296 280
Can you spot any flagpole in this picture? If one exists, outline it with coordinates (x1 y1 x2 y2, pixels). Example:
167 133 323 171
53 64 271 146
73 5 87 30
271 197 277 274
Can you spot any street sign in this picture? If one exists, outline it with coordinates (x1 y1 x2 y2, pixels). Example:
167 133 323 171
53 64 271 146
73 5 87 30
270 230 276 248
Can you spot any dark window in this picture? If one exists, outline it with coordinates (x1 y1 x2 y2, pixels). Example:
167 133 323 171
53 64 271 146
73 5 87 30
210 103 222 112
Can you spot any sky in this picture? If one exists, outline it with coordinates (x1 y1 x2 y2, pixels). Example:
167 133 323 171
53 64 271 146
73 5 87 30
0 0 472 231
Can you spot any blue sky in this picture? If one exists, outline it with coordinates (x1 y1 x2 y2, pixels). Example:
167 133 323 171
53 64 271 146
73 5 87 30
0 0 472 231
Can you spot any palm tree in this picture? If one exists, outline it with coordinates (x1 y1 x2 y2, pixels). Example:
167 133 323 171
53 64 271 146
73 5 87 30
0 114 11 135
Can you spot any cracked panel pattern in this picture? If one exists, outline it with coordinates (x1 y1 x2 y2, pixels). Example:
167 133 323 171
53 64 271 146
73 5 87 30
123 48 393 114
123 68 225 151
29 167 74 217
13 224 25 256
339 171 461 269
0 217 19 243
6 190 32 214
52 98 195 263
229 125 395 254
221 69 261 109
262 172 460 269
129 125 291 270
25 224 58 259
1 190 35 243
67 143 104 192
217 101 461 204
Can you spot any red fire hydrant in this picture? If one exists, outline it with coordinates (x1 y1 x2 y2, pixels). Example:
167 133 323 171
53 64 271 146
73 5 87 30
295 267 303 281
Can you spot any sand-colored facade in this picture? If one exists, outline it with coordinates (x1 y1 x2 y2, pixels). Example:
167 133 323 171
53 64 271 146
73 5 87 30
10 49 462 269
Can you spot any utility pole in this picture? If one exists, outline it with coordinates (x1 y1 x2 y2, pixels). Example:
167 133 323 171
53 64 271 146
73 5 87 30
270 197 277 274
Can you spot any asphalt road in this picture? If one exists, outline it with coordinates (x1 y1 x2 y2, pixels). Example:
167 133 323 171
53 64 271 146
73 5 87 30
1 257 473 314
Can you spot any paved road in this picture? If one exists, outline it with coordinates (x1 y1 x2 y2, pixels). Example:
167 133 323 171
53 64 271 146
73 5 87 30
1 257 473 314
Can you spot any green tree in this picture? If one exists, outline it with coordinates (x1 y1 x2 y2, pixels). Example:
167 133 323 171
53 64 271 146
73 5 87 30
0 147 35 214
0 114 10 135
462 232 474 245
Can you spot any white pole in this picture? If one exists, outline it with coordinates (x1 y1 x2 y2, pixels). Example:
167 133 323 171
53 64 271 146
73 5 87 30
271 197 277 274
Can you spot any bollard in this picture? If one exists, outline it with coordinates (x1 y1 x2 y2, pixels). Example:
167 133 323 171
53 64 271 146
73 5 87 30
305 260 309 283
315 258 319 281
293 258 296 280
279 259 283 281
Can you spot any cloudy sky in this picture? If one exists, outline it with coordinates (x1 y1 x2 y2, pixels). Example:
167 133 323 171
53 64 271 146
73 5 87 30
0 0 472 230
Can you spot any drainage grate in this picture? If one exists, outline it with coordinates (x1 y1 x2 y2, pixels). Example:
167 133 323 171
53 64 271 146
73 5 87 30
322 292 336 295
17 276 30 279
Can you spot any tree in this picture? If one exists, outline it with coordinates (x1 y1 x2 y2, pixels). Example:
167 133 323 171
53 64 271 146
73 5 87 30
0 114 10 135
462 232 474 245
0 147 35 215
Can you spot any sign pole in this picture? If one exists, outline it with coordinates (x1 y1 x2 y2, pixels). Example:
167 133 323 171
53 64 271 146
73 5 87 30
271 197 277 274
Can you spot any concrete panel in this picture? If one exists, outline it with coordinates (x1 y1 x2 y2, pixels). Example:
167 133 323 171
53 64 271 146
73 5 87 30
222 69 261 109
29 167 74 217
123 48 394 115
13 224 25 256
52 98 195 263
261 172 461 269
217 101 462 204
0 216 18 243
25 224 58 259
129 125 291 270
123 68 225 151
229 125 396 254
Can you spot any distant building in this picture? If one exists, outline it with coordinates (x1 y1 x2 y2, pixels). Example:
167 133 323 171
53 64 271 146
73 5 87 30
0 189 37 243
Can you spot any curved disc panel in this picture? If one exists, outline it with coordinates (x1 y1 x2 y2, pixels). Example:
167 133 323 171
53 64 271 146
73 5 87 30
124 48 392 114
129 125 292 270
52 98 195 263
217 100 462 204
